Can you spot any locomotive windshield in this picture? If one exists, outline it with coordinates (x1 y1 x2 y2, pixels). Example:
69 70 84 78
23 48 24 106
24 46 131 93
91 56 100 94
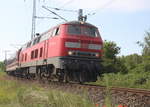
68 25 99 37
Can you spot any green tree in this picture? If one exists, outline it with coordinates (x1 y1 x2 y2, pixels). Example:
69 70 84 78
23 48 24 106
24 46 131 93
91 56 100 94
143 31 150 56
121 54 142 70
134 30 150 72
137 31 150 56
102 40 127 73
103 40 120 60
142 31 150 72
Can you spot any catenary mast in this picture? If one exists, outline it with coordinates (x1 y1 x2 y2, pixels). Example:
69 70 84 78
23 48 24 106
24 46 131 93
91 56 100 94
31 0 36 39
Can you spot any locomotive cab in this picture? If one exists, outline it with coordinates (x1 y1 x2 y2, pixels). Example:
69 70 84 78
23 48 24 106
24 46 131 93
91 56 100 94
64 21 102 57
58 21 103 83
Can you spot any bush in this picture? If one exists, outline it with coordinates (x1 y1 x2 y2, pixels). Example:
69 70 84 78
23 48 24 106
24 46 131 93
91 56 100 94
94 72 150 89
101 58 128 74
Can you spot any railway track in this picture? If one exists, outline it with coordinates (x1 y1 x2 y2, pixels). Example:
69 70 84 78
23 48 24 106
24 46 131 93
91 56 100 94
45 82 150 107
9 75 150 107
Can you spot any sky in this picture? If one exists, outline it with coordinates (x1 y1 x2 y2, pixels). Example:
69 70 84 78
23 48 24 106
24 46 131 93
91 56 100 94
0 0 150 61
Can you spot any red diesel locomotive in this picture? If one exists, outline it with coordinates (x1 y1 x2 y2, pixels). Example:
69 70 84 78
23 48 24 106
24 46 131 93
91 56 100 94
6 21 103 83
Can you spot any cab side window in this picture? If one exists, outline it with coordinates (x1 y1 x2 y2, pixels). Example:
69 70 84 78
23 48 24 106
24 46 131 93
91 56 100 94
55 27 60 35
52 27 60 37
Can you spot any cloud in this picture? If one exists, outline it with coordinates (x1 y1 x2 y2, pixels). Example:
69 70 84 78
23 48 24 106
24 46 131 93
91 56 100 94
53 0 150 12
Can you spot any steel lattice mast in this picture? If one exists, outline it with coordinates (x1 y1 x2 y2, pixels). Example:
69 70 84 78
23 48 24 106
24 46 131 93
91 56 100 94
31 0 36 39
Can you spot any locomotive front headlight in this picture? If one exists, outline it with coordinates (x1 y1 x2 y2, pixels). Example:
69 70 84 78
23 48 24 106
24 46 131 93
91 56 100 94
95 53 100 57
68 51 74 55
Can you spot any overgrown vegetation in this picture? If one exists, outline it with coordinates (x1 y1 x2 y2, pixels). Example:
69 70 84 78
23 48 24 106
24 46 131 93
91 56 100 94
0 72 94 107
95 30 150 89
0 62 5 72
0 31 149 106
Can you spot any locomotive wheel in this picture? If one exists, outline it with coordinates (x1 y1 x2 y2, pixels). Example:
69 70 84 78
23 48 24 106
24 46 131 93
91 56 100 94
40 72 48 83
39 66 51 83
58 71 64 82
79 72 84 84
25 68 31 79
79 69 86 84
64 71 69 83
34 73 39 80
34 68 41 81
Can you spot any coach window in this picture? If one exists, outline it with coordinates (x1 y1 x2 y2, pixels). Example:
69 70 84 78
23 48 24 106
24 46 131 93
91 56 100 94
31 51 34 59
35 49 38 58
25 53 27 61
40 47 43 57
22 54 24 61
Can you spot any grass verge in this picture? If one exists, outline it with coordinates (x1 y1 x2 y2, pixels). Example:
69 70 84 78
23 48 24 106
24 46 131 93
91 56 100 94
0 72 94 107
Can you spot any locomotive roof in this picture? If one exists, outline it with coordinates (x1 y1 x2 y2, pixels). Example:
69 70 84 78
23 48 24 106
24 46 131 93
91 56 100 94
62 21 97 28
20 21 97 50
